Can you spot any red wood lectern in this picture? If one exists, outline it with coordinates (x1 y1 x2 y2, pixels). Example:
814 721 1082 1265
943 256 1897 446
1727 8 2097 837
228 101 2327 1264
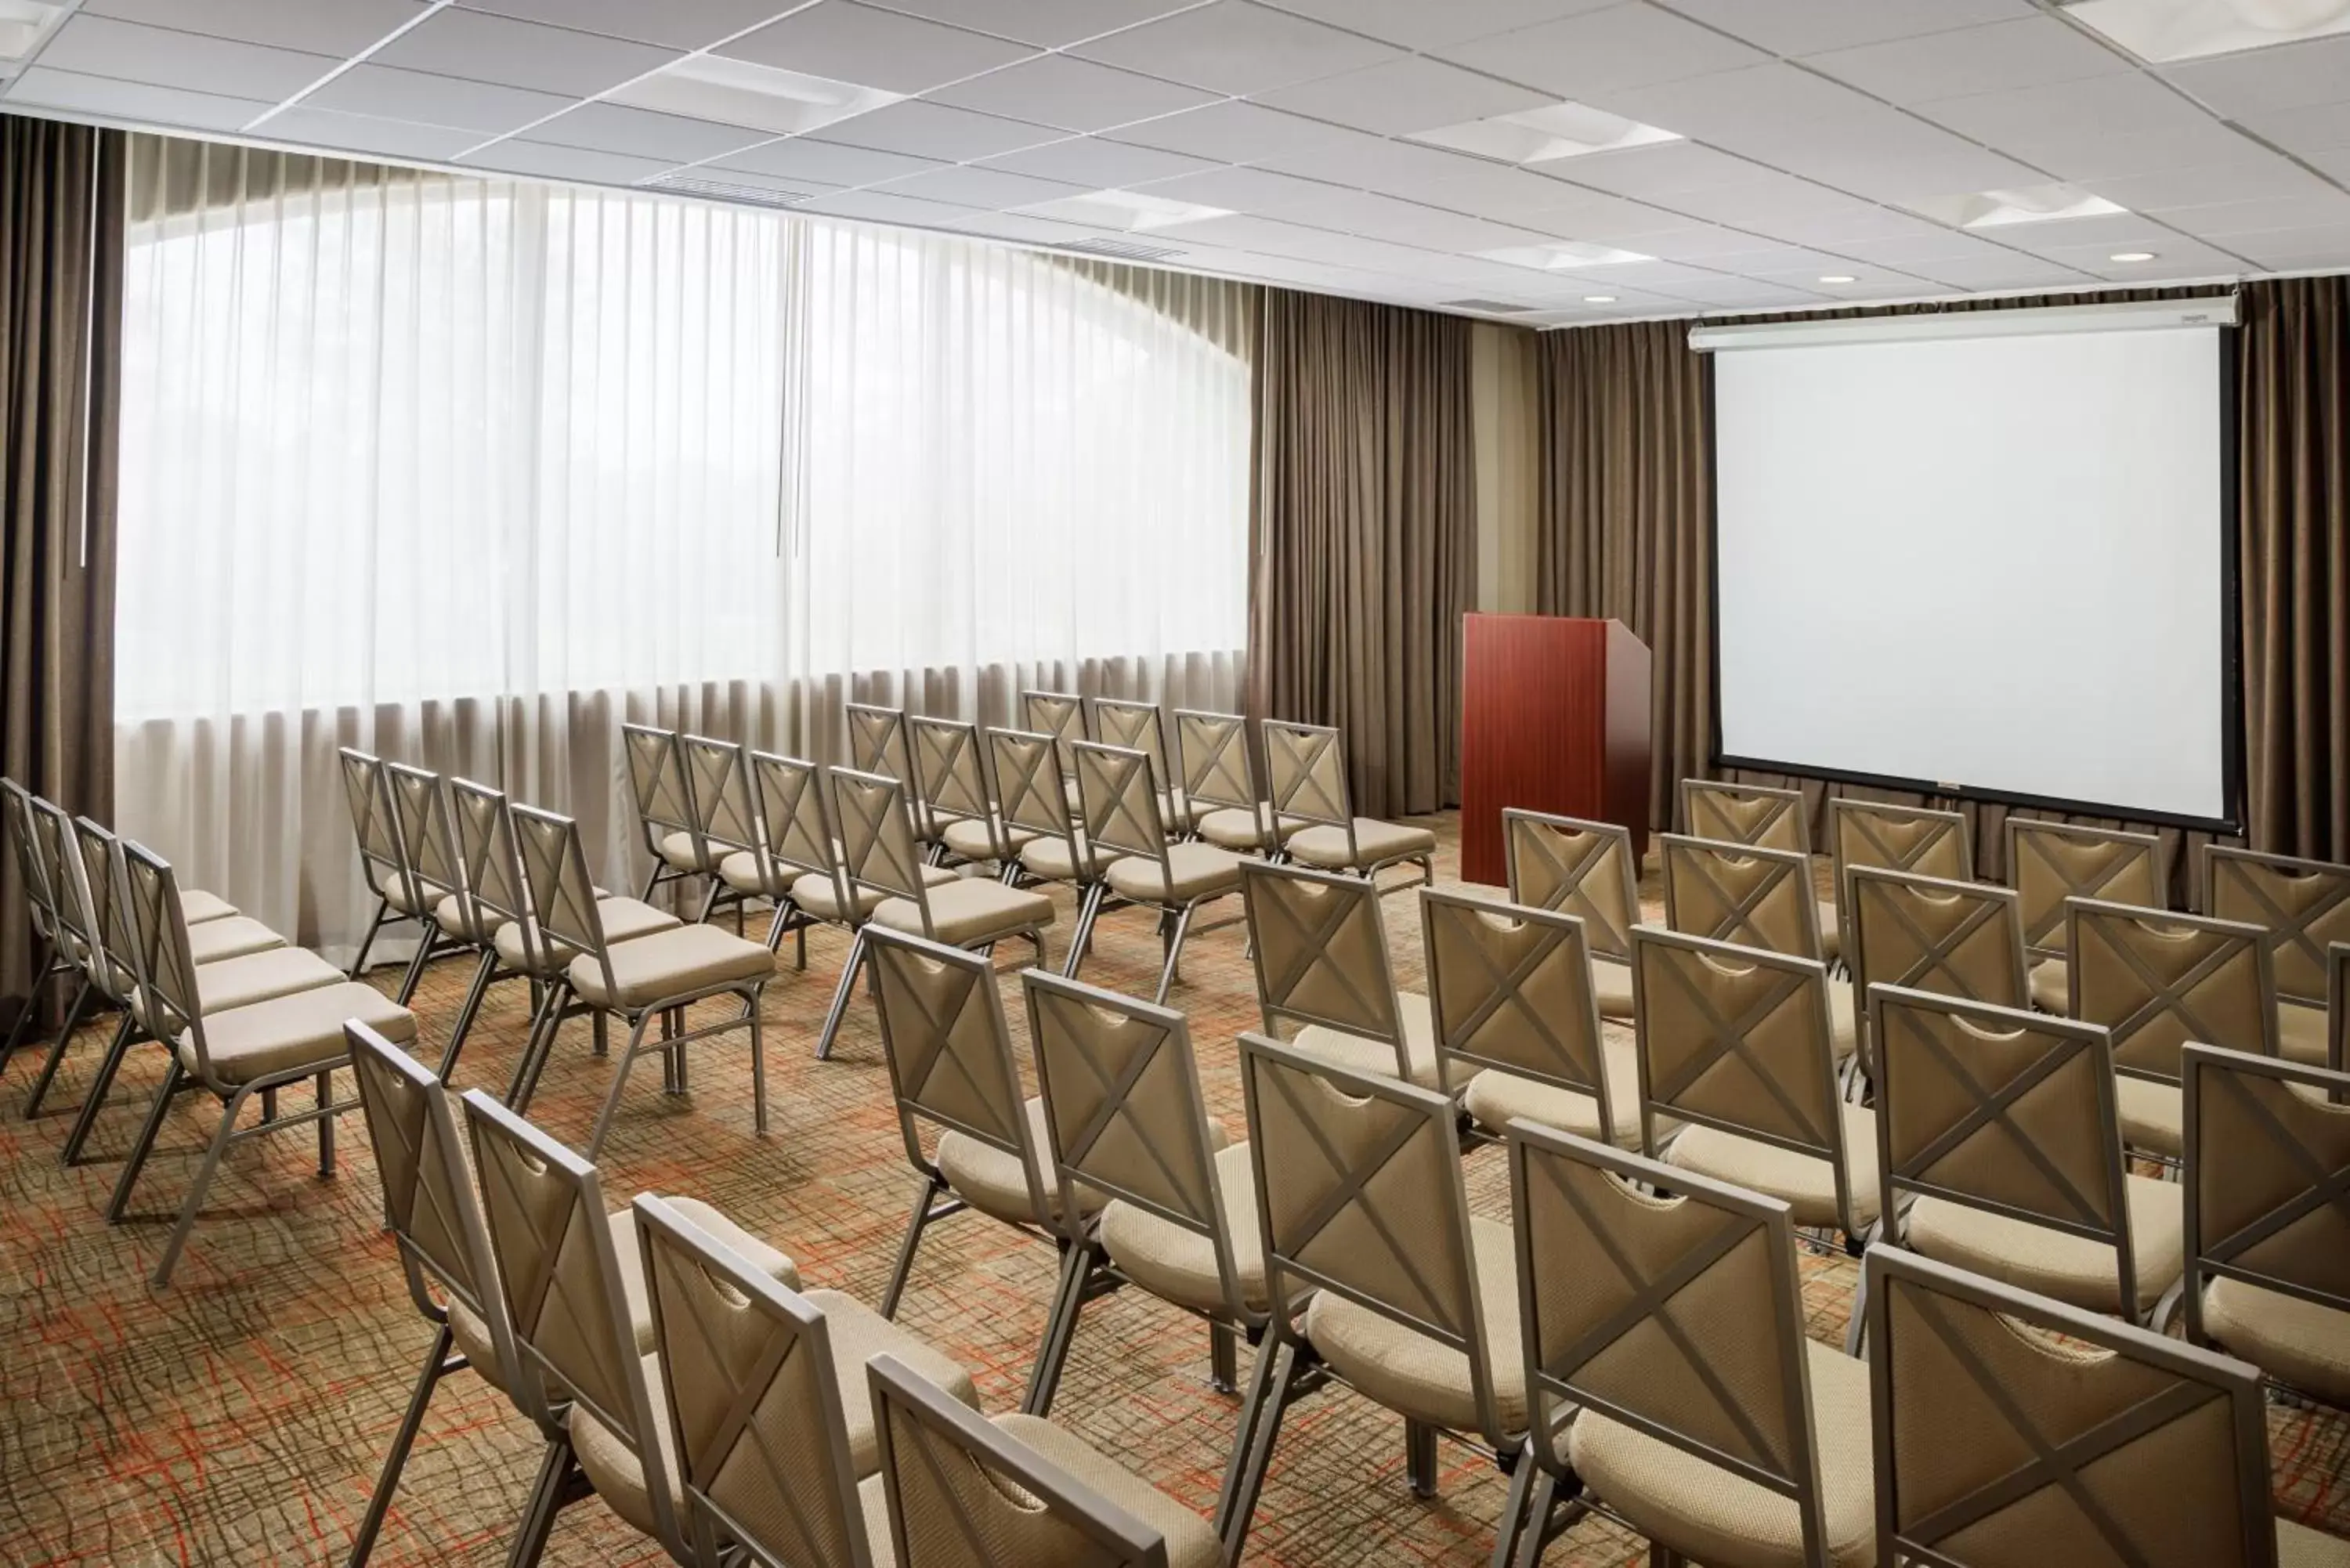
1459 614 1654 887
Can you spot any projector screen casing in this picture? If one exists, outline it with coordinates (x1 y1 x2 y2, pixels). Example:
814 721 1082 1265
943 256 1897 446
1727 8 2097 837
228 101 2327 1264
1705 316 2242 835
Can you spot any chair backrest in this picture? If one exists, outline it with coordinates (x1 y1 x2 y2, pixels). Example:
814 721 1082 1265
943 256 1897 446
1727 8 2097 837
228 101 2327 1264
1173 709 1256 814
1682 779 1809 855
682 733 761 858
1024 970 1249 1324
1260 719 1350 832
1503 810 1640 966
2069 899 2276 1089
1506 1121 1830 1564
1019 689 1086 757
338 746 410 907
749 750 841 884
864 927 1044 1225
830 768 932 925
1661 833 1821 959
634 1194 877 1568
115 838 215 1082
72 815 135 994
508 804 613 994
1830 800 1970 920
2 779 55 934
1089 698 1170 779
845 703 909 778
1238 858 1404 1061
1870 986 2138 1318
1847 867 2028 1021
989 728 1082 863
463 1089 682 1553
909 717 1004 862
867 1354 1173 1568
2204 846 2350 1011
2006 819 2164 960
27 795 96 966
1420 886 1610 1123
621 722 697 859
385 762 463 915
1631 927 1860 1235
1236 1032 1509 1444
448 779 530 956
1865 1245 2283 1568
2182 1045 2350 1349
1069 741 1171 872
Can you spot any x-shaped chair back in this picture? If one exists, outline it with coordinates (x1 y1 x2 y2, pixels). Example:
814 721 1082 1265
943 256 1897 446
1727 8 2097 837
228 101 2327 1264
991 727 1081 854
622 722 699 857
1239 859 1401 1050
1504 809 1639 965
1238 1032 1508 1444
865 927 1048 1227
1090 698 1170 783
29 796 99 973
1020 689 1087 761
1025 970 1249 1325
386 762 463 918
510 804 616 995
634 1194 878 1568
1870 987 2138 1317
450 779 533 956
909 717 1001 855
1865 1245 2280 1568
339 746 413 912
1683 779 1809 855
1632 927 1857 1231
1261 719 1350 832
2182 1046 2350 1355
2069 899 2275 1086
750 751 843 902
832 768 933 928
844 703 911 779
1831 800 1969 952
72 815 136 1000
2 778 56 936
868 1353 1170 1568
1507 1122 1828 1562
2008 819 2163 959
1661 834 1821 959
1174 709 1255 813
463 1089 684 1554
1422 887 1609 1118
2205 846 2350 1010
117 839 214 1081
682 734 761 858
1849 867 2028 1030
1072 742 1170 865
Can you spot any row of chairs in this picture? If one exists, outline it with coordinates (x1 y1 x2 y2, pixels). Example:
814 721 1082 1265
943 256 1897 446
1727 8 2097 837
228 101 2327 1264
2 775 418 1286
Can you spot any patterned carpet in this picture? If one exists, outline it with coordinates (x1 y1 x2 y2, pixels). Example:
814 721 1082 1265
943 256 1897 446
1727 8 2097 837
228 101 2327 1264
2 814 2344 1566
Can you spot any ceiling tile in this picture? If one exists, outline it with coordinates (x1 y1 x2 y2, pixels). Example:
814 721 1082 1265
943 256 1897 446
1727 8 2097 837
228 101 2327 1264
866 0 1196 48
520 102 774 163
1662 0 2035 56
1994 119 2291 182
1438 6 1769 100
660 164 842 199
2 65 272 132
255 105 485 161
1823 230 2019 266
719 2 1036 94
1073 2 1405 97
1729 204 1953 247
797 188 986 226
1391 161 1641 224
1648 173 1870 227
1907 255 2099 289
1123 163 1349 212
1256 0 1618 50
2157 190 2350 237
1253 55 1551 136
1282 189 1554 251
455 0 796 49
1806 16 2133 104
1160 212 1447 270
2231 99 2350 154
926 54 1218 132
1915 70 2219 146
2221 223 2350 268
461 141 681 185
2307 146 2350 183
2025 237 2249 279
1589 62 1891 144
303 63 575 135
2088 159 2340 214
1109 99 1361 163
37 15 334 102
1674 277 1829 306
1507 186 1701 240
946 210 1125 244
714 137 945 185
1974 211 2181 255
1629 223 1810 260
1248 125 1459 186
85 0 427 57
807 99 1062 161
867 163 1089 208
1556 141 1797 197
978 136 1220 187
374 9 678 97
2161 35 2350 117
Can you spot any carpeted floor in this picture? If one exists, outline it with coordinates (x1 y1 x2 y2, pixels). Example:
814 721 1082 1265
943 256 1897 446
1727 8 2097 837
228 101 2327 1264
2 813 2345 1566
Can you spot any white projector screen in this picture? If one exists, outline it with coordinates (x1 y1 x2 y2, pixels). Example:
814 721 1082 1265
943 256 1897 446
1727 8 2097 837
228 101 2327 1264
1711 316 2235 827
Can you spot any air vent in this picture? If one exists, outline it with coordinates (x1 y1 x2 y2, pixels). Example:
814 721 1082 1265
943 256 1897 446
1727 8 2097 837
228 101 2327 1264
1052 237 1186 262
1439 298 1542 314
652 175 818 208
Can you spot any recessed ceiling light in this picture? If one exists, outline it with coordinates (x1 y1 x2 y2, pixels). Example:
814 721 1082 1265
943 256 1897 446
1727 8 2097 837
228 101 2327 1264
0 0 66 60
605 56 900 136
2066 0 2350 62
1480 240 1654 272
2110 250 2158 262
1583 295 1619 304
1904 182 2129 229
1408 101 1681 165
1819 274 1858 284
1018 189 1234 233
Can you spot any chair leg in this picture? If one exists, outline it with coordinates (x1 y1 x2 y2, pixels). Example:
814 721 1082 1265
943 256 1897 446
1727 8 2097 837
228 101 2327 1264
438 950 501 1082
395 930 439 1007
696 879 722 925
24 977 96 1120
794 923 806 973
349 902 390 981
584 1011 654 1160
815 929 868 1061
105 1057 183 1219
345 1321 457 1568
316 1070 337 1178
1021 1243 1096 1418
504 1438 585 1568
1488 1451 1540 1568
880 1176 944 1320
1061 884 1102 979
507 985 570 1114
746 992 768 1136
1154 903 1198 1006
1209 1319 1239 1396
59 1013 142 1160
0 939 56 1072
1217 1339 1302 1566
1405 1419 1441 1499
1648 1547 1685 1568
153 1082 258 1288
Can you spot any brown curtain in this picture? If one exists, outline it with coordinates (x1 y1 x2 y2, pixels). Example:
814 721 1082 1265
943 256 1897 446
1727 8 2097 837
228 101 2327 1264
2 113 122 1029
1249 288 1476 817
1534 277 2350 895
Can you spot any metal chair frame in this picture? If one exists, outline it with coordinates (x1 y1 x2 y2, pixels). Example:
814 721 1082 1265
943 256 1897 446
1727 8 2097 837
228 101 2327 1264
1421 885 1614 1143
680 731 768 930
1260 718 1436 894
2005 818 2164 962
0 778 75 1078
621 721 706 904
1681 779 1810 854
385 761 472 1006
991 726 1119 970
2204 844 2350 1013
1237 858 1418 1082
908 714 1025 876
1175 707 1285 856
1829 799 1972 957
2068 897 2279 1106
1661 833 1824 960
1068 739 1246 1005
341 746 422 979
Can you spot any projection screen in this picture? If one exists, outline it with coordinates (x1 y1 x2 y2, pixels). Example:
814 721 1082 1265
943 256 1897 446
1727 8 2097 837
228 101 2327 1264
1705 300 2238 829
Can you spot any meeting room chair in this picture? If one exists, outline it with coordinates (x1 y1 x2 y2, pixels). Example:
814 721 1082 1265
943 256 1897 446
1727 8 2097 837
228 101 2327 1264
340 746 427 979
1175 707 1294 856
1090 696 1192 835
908 714 1035 875
1661 833 1856 1061
1021 687 1087 755
1828 797 1970 959
1844 865 2027 1083
1504 808 1640 1021
1862 1244 2350 1568
2182 1043 2350 1412
383 761 472 1004
1 779 74 1077
2005 817 2164 1013
1237 858 1443 1091
2205 844 2348 1066
987 728 1119 971
1682 777 1838 959
622 721 724 905
678 732 764 929
1068 739 1247 1004
13 800 126 1120
1260 718 1436 892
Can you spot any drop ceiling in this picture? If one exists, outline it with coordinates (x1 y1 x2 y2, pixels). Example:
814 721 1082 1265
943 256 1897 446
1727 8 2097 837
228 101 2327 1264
5 0 2350 325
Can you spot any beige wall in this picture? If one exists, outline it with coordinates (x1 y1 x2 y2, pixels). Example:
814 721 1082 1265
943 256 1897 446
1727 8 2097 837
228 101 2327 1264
1470 320 1541 614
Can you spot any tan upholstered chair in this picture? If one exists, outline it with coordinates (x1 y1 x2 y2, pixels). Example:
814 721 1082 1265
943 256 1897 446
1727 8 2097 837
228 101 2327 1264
1829 798 1969 961
1260 718 1436 890
2070 898 2277 1163
2183 1044 2350 1411
1238 858 1442 1090
1846 865 2027 1082
107 837 414 1285
2005 818 2163 1013
869 1353 1220 1568
17 800 131 1122
990 728 1120 968
634 1194 980 1568
341 746 430 978
2207 845 2348 1067
1021 688 1087 756
1022 969 1260 1411
383 761 473 1003
505 804 776 1158
1662 833 1857 1064
624 721 727 905
1176 708 1296 855
1632 927 1881 1255
1071 740 1247 1003
1683 778 1838 960
1511 1121 1875 1568
1 779 78 1077
1863 1244 2350 1568
1220 1033 1530 1563
677 732 765 930
1869 985 2182 1328
909 714 1036 876
1090 696 1192 834
1422 885 1638 1147
1505 808 1640 1021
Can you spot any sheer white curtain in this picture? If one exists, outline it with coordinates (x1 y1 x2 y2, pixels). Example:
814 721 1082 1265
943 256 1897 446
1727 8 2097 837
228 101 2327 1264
113 135 1252 957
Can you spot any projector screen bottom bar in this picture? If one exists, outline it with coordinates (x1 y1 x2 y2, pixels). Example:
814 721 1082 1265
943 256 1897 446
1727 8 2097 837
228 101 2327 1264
1708 753 2241 839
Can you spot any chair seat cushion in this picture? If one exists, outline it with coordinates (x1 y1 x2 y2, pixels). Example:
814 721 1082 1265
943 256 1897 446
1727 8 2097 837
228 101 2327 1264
2029 956 2070 1013
790 864 956 923
381 878 447 918
1104 843 1246 904
873 879 1055 947
1827 981 1858 1060
494 898 680 975
938 1097 1103 1229
1665 1101 1883 1234
657 829 730 874
1195 804 1303 852
2202 1278 2350 1404
717 849 786 897
1904 1174 2185 1316
804 1287 982 1475
1289 990 1450 1092
1020 833 1122 883
179 888 237 925
569 922 775 1009
570 1349 685 1538
2280 1002 2331 1068
941 817 1038 863
1285 818 1437 870
186 916 286 966
2117 1074 2183 1159
191 946 346 1015
432 894 479 942
1569 1339 1876 1568
992 1413 1223 1568
179 983 415 1085
1302 1215 1527 1435
2280 1520 2350 1568
1097 1139 1264 1317
1462 1028 1643 1146
1817 896 1841 963
1593 958 1635 1022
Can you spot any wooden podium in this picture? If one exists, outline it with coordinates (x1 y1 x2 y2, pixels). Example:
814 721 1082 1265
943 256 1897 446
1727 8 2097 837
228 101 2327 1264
1460 614 1653 887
